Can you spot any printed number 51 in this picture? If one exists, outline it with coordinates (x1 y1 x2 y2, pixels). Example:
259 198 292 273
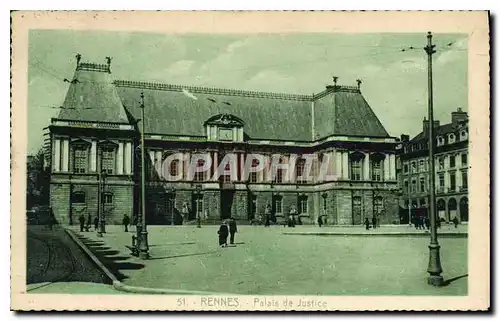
177 298 186 306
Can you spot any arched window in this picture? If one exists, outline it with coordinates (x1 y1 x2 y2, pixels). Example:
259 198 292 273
169 159 179 177
460 130 468 141
71 191 86 204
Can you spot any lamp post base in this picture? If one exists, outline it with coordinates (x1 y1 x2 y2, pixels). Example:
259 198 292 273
427 275 444 286
138 230 149 260
427 243 444 287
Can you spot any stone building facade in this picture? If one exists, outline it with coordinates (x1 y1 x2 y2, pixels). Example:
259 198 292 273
396 108 469 223
45 57 400 225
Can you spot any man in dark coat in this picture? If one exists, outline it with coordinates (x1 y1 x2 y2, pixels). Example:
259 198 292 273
217 221 229 247
371 216 377 229
452 216 459 228
79 214 85 232
364 217 370 230
85 214 91 232
123 214 130 232
93 215 98 231
228 217 237 244
318 215 323 227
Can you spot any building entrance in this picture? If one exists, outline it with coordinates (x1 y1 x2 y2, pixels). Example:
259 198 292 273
220 190 235 220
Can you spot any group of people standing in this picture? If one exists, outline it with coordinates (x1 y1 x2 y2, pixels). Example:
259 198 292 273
79 213 99 232
217 217 238 248
364 216 381 230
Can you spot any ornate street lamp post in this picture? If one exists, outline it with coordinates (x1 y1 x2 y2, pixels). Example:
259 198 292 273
425 31 443 286
137 92 150 259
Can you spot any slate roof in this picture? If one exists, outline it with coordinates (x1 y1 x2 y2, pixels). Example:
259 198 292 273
57 63 390 142
57 63 129 124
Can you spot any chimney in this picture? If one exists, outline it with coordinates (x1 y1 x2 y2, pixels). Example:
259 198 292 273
451 107 468 125
423 117 440 134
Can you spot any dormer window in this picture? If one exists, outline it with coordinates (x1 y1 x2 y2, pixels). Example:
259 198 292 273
460 130 468 141
204 113 245 142
436 136 444 146
448 133 456 144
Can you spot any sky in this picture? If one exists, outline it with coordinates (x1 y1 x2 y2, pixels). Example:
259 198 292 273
27 30 468 154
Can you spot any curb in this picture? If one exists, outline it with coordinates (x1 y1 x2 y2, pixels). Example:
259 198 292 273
65 228 235 295
283 232 468 238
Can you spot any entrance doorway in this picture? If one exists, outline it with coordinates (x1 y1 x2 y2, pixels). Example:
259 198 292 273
459 197 468 222
448 198 458 221
220 190 235 220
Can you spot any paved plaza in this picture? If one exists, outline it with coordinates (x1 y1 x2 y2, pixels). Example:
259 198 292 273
70 224 468 295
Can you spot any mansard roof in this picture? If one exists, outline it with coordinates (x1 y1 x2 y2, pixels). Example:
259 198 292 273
55 59 391 141
57 61 130 124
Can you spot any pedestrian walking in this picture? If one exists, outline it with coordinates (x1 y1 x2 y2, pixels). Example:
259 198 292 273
264 204 271 227
217 220 229 248
123 214 130 232
364 217 370 230
228 217 237 244
371 216 377 229
85 214 91 232
452 216 459 228
93 215 98 231
425 217 430 230
318 215 323 227
79 213 85 232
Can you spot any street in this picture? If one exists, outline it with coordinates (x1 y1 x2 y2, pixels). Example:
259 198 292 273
71 225 468 295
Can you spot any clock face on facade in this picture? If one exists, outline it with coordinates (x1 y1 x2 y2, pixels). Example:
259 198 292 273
219 128 233 141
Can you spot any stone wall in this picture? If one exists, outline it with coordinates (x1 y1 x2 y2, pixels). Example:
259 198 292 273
336 189 352 225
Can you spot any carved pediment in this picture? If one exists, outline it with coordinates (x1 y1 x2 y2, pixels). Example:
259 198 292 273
204 113 244 127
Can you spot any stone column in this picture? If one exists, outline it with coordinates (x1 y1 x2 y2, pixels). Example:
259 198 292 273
212 152 218 181
336 150 342 180
183 152 191 181
90 140 97 172
61 139 69 172
444 171 450 193
240 153 245 181
265 155 272 182
124 142 132 174
342 152 349 180
53 138 61 172
117 142 124 175
156 150 163 179
363 152 370 180
328 151 335 181
384 155 390 181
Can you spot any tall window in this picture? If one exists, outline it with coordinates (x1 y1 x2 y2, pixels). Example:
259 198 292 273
438 157 444 170
103 192 113 204
374 196 383 215
439 173 445 188
462 171 468 189
350 158 362 181
449 155 456 168
170 159 179 177
249 159 259 183
299 196 308 214
371 159 383 181
273 157 284 183
461 153 467 166
73 146 88 173
411 162 416 173
411 179 417 193
274 196 282 214
101 147 115 174
419 177 426 192
450 172 456 191
419 160 425 172
194 159 205 182
403 163 409 173
222 161 231 183
404 180 409 192
296 158 306 184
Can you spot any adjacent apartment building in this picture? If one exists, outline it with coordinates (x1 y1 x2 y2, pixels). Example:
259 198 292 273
396 108 469 223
